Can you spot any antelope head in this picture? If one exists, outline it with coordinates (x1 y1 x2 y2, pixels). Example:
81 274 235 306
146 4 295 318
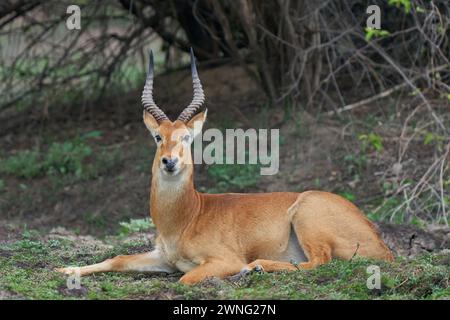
142 49 207 178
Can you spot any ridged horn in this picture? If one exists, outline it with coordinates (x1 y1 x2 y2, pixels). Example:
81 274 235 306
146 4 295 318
177 48 205 122
141 50 169 123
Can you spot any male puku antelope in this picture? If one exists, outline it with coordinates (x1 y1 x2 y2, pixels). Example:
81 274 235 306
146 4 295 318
57 49 393 285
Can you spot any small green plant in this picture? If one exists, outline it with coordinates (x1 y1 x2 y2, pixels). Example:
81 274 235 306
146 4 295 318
85 212 107 229
410 216 426 229
344 132 384 180
0 179 5 192
207 163 261 193
9 238 45 253
359 133 383 152
422 131 445 150
364 28 390 41
367 196 403 223
1 149 42 178
0 131 117 181
339 191 356 202
119 218 154 236
44 141 92 176
21 227 40 240
388 0 412 13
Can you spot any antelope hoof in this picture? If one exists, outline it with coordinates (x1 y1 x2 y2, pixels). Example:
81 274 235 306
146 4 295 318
228 265 264 282
252 264 264 273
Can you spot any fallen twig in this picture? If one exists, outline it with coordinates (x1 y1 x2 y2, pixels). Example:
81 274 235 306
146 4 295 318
349 242 360 261
327 64 449 116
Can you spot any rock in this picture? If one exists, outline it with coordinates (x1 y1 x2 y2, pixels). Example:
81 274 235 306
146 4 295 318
392 162 402 176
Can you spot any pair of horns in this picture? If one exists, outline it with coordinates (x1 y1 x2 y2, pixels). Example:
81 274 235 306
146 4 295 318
141 48 205 123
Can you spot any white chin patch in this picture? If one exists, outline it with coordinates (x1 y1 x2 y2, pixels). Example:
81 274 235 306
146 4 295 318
162 168 180 176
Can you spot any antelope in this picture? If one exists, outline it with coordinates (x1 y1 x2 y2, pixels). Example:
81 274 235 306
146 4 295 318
57 49 393 285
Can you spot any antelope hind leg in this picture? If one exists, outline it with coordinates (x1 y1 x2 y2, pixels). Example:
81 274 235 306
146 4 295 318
179 259 245 285
246 259 298 272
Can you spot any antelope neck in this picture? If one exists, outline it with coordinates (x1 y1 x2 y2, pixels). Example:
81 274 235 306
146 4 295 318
150 164 200 236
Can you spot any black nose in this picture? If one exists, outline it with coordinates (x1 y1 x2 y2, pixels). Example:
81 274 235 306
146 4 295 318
162 157 178 171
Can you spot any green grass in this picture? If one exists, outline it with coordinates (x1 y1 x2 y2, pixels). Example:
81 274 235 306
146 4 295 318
118 218 154 237
0 131 122 183
205 163 261 193
0 227 448 300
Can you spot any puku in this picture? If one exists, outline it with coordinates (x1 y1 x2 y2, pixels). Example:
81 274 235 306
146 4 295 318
57 48 393 285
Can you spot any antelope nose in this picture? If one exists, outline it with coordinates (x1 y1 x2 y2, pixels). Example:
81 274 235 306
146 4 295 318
162 157 178 170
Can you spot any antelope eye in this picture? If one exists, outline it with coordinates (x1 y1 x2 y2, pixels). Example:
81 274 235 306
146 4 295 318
154 135 162 142
181 135 191 143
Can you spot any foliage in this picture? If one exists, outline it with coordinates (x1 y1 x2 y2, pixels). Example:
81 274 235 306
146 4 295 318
0 131 121 182
388 0 412 13
339 191 356 202
364 28 390 42
422 131 446 150
344 132 384 182
359 133 383 153
118 218 155 237
44 141 92 177
0 149 42 179
207 163 261 193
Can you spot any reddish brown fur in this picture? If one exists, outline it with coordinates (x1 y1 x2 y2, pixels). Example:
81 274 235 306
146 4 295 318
57 111 393 285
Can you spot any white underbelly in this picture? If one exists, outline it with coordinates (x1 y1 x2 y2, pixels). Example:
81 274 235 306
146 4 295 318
277 227 307 263
174 258 198 273
160 237 198 273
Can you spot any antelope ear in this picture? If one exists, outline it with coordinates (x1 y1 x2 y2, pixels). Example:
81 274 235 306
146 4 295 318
143 111 159 134
186 109 207 139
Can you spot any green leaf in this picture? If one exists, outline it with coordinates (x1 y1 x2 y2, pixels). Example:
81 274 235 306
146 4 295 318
82 130 102 139
119 218 154 236
388 0 411 13
416 6 425 13
340 191 356 202
368 133 383 152
365 28 375 42
423 132 435 145
364 28 390 42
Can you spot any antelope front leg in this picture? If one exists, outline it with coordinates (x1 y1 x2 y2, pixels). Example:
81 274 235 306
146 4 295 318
56 248 175 276
179 259 245 285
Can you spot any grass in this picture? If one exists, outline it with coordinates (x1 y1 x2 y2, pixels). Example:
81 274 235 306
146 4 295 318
205 163 261 193
0 130 122 183
0 226 448 300
118 218 154 237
